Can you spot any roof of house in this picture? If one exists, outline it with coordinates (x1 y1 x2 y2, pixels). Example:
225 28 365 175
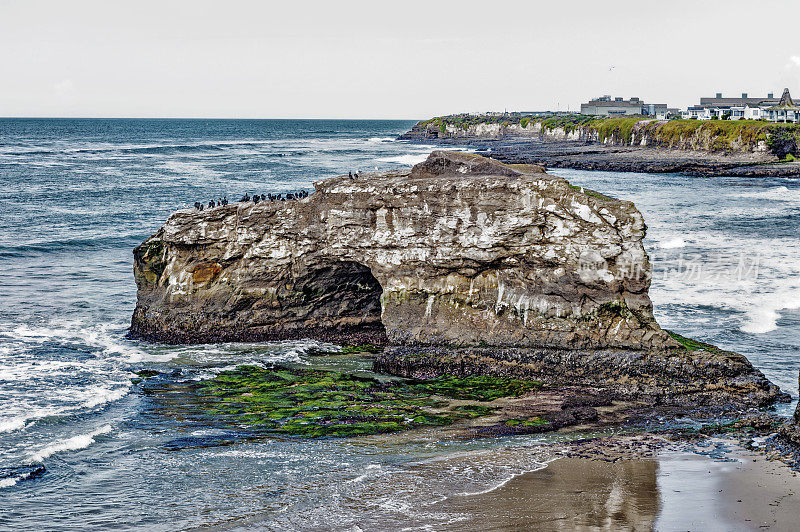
699 97 779 107
582 100 641 108
768 88 799 110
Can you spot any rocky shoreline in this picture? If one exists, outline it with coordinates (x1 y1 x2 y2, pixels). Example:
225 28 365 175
373 342 788 409
130 150 800 453
407 137 800 177
131 151 788 411
398 114 800 177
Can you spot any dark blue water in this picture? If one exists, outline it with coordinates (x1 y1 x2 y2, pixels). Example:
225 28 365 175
1 120 798 530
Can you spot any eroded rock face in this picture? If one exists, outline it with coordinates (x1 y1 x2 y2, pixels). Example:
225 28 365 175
778 372 800 444
131 151 782 406
132 151 667 350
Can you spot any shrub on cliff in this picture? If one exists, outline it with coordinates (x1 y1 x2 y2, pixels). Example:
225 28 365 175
767 128 799 159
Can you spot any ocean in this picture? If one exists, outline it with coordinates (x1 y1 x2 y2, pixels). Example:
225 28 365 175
1 119 798 530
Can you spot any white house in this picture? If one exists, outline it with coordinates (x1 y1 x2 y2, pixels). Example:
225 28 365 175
765 88 800 123
728 106 746 120
743 103 765 120
681 91 785 121
682 106 714 120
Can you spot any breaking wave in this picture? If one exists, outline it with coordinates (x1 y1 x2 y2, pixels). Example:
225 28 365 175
0 417 28 434
741 288 800 334
376 153 432 165
658 237 687 249
29 425 112 463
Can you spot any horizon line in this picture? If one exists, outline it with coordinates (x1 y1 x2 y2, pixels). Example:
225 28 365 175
0 116 426 121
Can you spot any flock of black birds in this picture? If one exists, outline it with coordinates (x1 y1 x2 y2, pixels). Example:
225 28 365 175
193 190 310 210
193 170 360 211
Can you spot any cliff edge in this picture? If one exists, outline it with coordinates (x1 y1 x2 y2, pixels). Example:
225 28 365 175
131 151 783 407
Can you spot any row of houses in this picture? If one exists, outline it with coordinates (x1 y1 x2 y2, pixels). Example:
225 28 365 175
682 88 799 123
579 88 800 123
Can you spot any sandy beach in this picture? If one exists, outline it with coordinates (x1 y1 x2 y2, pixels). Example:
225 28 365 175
431 439 799 531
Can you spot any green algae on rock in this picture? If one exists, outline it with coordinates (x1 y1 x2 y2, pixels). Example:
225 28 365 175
309 344 383 356
409 375 541 401
504 417 549 428
665 330 724 353
192 365 541 438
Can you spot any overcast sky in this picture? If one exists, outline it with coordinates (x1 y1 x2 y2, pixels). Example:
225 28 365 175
2 0 799 119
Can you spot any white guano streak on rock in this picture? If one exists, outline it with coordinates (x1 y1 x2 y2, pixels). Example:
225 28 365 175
495 283 505 313
168 269 192 301
425 295 435 318
571 199 603 225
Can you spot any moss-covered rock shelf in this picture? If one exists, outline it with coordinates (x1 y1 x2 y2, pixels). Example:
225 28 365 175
150 365 543 438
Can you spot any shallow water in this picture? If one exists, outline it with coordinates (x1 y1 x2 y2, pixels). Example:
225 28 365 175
1 120 798 529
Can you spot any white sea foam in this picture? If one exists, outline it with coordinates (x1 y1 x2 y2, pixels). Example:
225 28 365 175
0 318 139 439
2 320 148 362
645 226 800 335
453 457 555 497
0 360 77 382
368 137 396 143
377 153 431 166
80 385 131 409
736 186 800 202
0 477 19 489
0 417 27 433
0 465 45 490
659 237 687 249
154 338 335 369
29 425 112 463
741 289 800 334
348 464 383 484
0 402 79 434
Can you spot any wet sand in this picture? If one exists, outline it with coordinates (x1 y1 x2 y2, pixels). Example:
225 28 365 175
432 440 799 531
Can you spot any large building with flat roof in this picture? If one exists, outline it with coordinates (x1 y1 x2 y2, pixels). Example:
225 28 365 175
580 96 668 117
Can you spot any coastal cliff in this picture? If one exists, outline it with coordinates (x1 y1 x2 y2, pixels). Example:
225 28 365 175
400 115 800 177
131 151 783 406
401 114 800 154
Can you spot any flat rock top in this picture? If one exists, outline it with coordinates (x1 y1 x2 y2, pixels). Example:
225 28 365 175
308 151 588 202
410 150 539 178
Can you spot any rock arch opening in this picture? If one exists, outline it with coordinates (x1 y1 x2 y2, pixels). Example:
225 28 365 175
295 260 386 345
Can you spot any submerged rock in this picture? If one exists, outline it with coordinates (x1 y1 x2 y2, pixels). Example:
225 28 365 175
131 151 783 407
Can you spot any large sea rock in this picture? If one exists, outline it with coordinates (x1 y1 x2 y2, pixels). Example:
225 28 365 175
131 151 783 407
